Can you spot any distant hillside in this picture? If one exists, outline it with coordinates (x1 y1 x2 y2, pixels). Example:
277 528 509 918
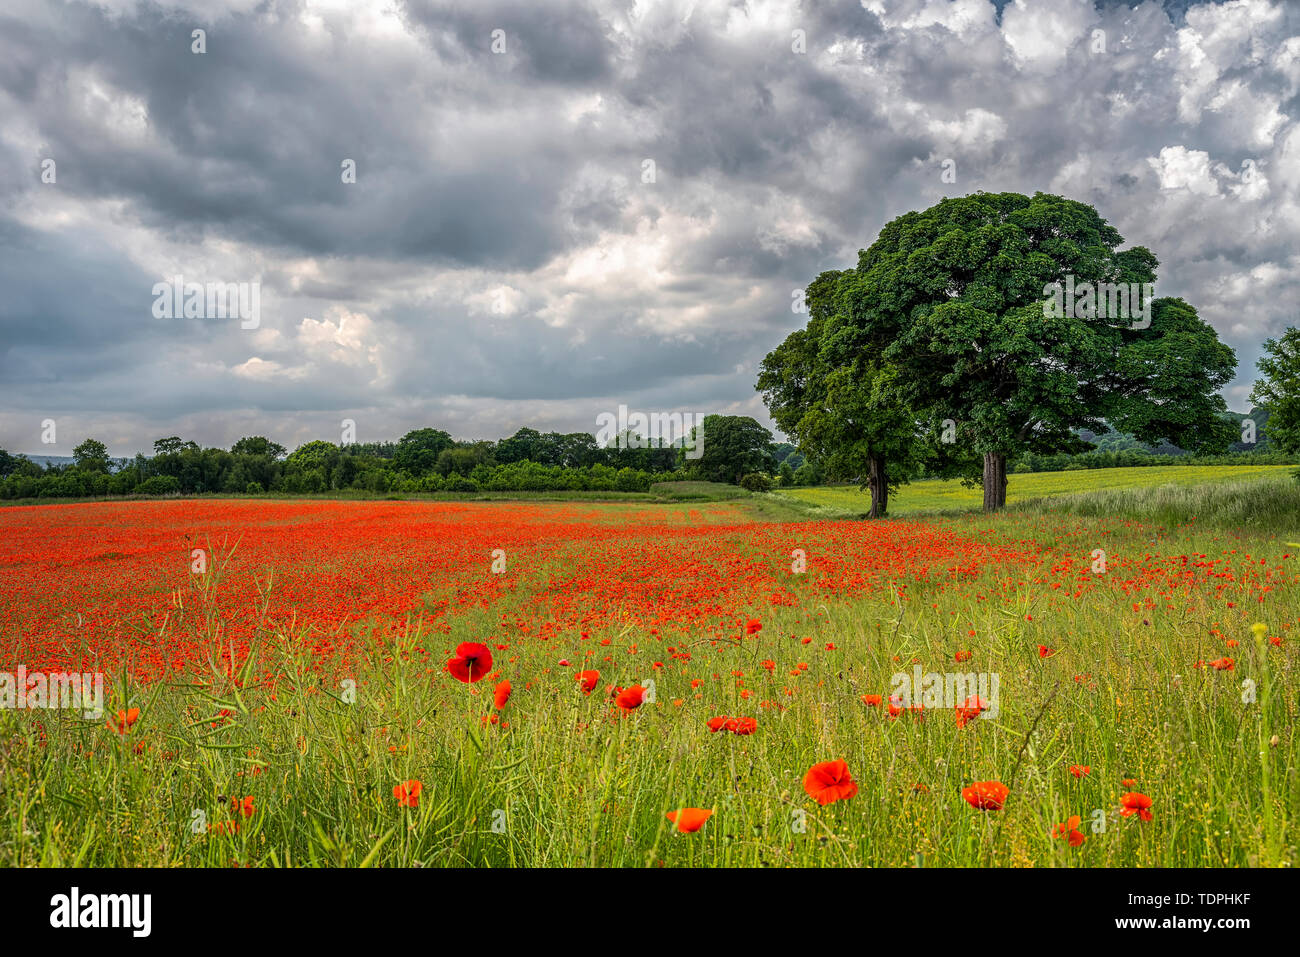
1076 409 1271 455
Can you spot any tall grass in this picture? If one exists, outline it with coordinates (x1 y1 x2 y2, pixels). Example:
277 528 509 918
1010 474 1300 533
0 499 1293 867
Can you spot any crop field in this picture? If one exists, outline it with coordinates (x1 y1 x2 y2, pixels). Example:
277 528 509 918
777 465 1297 515
0 491 1294 868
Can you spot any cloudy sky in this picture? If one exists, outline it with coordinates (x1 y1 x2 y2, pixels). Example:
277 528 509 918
1 0 1295 456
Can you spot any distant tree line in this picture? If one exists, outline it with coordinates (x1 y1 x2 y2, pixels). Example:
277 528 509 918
0 415 820 500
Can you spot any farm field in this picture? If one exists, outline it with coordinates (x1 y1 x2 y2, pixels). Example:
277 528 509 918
0 494 1295 867
778 464 1297 515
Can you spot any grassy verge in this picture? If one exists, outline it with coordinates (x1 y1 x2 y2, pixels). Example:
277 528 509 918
777 465 1298 523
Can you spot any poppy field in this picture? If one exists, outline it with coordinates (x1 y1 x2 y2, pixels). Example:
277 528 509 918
0 496 1295 867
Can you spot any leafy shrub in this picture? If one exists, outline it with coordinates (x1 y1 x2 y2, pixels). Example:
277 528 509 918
136 475 181 495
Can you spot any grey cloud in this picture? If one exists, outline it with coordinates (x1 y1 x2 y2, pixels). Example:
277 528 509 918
0 0 1294 457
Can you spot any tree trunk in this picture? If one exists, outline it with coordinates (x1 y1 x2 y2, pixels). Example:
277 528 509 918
868 454 888 519
982 451 1007 512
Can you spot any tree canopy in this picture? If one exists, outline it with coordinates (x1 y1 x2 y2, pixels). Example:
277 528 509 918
761 191 1238 512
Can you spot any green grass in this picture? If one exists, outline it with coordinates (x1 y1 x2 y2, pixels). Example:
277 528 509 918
778 465 1297 518
649 481 750 501
1 479 1295 867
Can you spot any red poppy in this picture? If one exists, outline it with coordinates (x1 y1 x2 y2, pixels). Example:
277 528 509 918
237 796 255 817
1208 657 1234 671
493 679 512 710
1120 792 1154 821
447 642 493 683
861 694 882 707
1053 815 1086 846
955 650 972 663
615 684 647 711
107 707 140 734
666 808 713 833
954 694 988 729
393 779 422 808
745 618 762 635
962 780 1009 811
1038 645 1055 658
732 716 757 735
803 760 858 806
1069 764 1090 778
706 716 730 732
574 670 599 695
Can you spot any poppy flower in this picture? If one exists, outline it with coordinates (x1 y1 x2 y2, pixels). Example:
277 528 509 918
615 684 647 712
237 796 255 817
666 808 713 833
447 642 493 683
954 695 988 728
574 670 599 695
861 694 882 707
393 779 422 808
107 707 140 734
955 650 972 663
803 760 858 806
962 780 1009 811
745 619 762 635
731 717 757 735
1208 657 1234 671
1069 765 1090 778
1120 792 1154 821
1038 645 1055 658
706 716 730 732
493 679 512 710
1053 815 1086 846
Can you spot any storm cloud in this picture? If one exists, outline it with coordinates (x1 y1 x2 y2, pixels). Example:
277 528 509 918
1 0 1295 455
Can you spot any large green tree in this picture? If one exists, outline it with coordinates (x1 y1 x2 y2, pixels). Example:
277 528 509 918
72 438 112 473
836 191 1235 510
690 415 775 485
231 436 287 459
1250 327 1300 453
394 428 454 475
759 270 920 517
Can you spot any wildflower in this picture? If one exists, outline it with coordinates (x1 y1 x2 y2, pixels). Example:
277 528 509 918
803 760 858 806
447 642 493 683
1120 792 1154 821
962 780 1009 811
666 808 712 833
493 679 512 710
107 707 140 734
393 780 422 808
